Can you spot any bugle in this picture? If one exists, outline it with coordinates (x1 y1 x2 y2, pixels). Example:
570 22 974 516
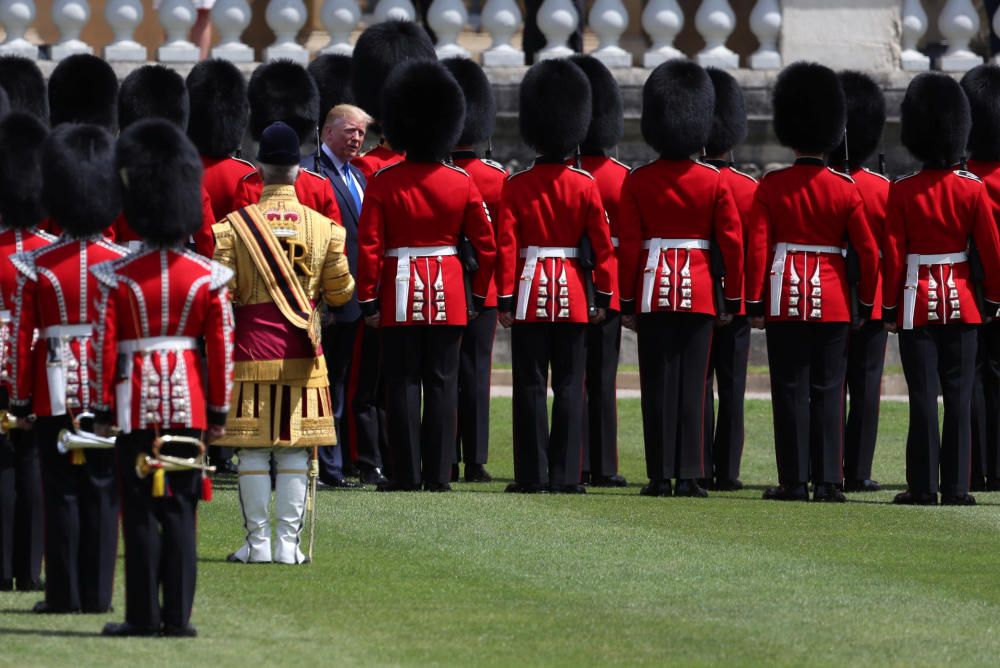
134 434 216 478
57 428 116 454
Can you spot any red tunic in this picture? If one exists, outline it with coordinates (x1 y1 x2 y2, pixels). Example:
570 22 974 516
745 159 879 323
454 155 507 308
851 167 890 320
882 168 1000 328
0 227 54 391
617 159 744 317
91 248 235 431
9 236 129 416
112 186 217 257
353 144 403 182
357 160 496 327
718 164 758 315
496 161 616 324
202 155 256 222
233 168 342 225
578 155 629 312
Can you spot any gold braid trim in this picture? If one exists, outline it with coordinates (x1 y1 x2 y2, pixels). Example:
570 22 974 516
233 357 329 385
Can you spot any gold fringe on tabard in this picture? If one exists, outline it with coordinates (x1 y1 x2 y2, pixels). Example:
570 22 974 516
216 382 337 448
233 357 329 386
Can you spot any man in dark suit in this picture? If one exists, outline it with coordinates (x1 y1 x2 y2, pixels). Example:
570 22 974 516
306 103 387 486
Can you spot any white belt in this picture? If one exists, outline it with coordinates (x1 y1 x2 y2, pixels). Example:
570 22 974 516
118 336 198 354
516 246 579 320
769 243 845 317
903 251 968 330
640 238 710 313
386 246 458 322
40 324 93 339
0 309 9 323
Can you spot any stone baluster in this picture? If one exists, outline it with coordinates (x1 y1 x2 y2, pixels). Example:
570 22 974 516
211 0 253 62
535 0 579 60
0 0 40 58
265 0 309 64
589 0 631 68
900 0 930 71
428 0 470 58
749 0 781 69
938 0 981 71
481 0 524 66
104 0 145 61
695 0 738 68
158 0 199 62
641 0 684 68
319 0 361 55
374 0 416 23
52 0 93 59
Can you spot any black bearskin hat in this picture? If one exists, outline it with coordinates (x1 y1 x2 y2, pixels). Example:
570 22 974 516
641 60 715 159
961 64 1000 162
118 65 190 131
520 59 592 159
0 85 9 118
442 57 495 148
351 20 436 121
902 72 971 167
829 71 885 170
705 67 747 158
0 56 47 123
48 54 118 130
383 60 464 162
308 54 355 127
0 112 48 229
43 124 120 238
248 59 319 143
772 61 846 154
570 55 623 153
116 119 204 246
187 58 248 158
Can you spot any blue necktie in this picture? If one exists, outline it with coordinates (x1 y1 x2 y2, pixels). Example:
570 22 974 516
342 163 362 215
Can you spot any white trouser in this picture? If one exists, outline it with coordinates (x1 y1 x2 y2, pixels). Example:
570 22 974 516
232 448 309 564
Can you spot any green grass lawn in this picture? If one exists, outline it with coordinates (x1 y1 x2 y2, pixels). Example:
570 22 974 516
3 399 1000 667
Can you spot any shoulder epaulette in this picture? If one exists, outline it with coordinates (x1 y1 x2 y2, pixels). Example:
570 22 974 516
955 169 982 182
568 165 595 180
35 229 57 242
442 161 470 176
729 166 759 184
209 260 234 290
97 238 131 257
629 160 657 175
9 251 37 281
862 168 890 184
89 259 121 289
762 164 793 179
893 170 919 184
507 165 534 181
373 161 403 178
695 160 720 173
480 158 506 174
301 167 325 180
230 156 255 169
610 157 630 171
827 167 855 183
239 170 259 182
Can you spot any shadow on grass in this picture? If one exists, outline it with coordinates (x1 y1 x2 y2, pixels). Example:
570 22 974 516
0 626 103 638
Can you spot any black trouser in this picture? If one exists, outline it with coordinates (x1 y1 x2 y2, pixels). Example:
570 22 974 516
511 323 586 486
117 429 201 630
0 404 43 587
318 319 360 481
522 0 585 63
899 324 977 496
35 415 118 612
638 313 714 482
765 322 849 487
350 323 388 473
971 322 1000 482
844 320 888 481
582 310 621 478
703 315 750 481
382 326 463 486
456 308 497 467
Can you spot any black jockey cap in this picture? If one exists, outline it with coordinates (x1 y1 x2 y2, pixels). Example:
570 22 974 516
248 59 319 144
829 71 886 170
441 56 496 149
0 112 48 229
351 20 436 123
961 64 1000 162
772 61 846 155
570 54 624 154
49 54 118 130
519 59 592 160
187 58 249 159
382 59 465 162
256 121 302 166
705 67 747 158
43 124 120 238
641 60 715 160
902 72 971 168
118 65 190 131
0 56 47 124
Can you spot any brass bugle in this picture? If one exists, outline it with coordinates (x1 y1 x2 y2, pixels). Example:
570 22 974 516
134 454 216 479
57 428 116 454
0 410 18 434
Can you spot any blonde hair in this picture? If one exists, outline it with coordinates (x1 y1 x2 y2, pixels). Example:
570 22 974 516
324 104 373 130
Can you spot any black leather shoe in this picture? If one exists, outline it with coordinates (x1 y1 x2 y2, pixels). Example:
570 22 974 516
589 474 627 488
550 484 587 494
0 579 12 592
713 478 744 492
697 478 713 490
464 464 493 483
162 624 198 638
580 472 591 485
940 493 977 506
102 622 159 637
359 466 389 485
813 483 847 503
504 482 546 494
424 482 452 492
843 479 881 493
762 484 809 501
986 478 1000 492
674 479 708 498
892 490 937 505
639 480 672 497
320 477 361 489
33 601 79 614
16 579 44 592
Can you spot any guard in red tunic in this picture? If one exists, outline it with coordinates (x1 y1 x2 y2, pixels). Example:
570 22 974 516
233 60 342 223
0 109 50 593
746 62 880 503
565 55 629 489
618 61 743 499
350 20 436 180
443 56 505 484
497 60 616 494
94 120 235 636
884 74 1000 506
961 64 1000 492
357 60 495 492
828 71 890 494
700 67 757 493
10 125 127 615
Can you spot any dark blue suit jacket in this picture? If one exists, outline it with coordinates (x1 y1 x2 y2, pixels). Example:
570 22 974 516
304 151 366 322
